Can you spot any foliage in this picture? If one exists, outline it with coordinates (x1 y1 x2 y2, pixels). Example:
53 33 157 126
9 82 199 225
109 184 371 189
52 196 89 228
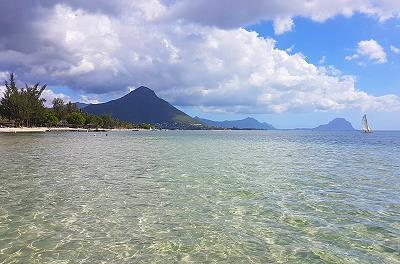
66 112 86 127
0 73 18 121
65 101 78 114
52 98 65 120
98 115 115 129
85 115 104 128
138 123 153 129
43 109 60 126
0 73 47 126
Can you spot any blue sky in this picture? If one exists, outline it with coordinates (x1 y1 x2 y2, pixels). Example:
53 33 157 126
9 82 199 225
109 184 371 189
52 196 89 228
1 1 400 129
181 14 400 130
258 14 400 96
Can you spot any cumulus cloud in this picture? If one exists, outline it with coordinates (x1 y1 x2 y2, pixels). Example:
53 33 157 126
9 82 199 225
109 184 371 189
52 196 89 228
165 0 400 31
79 95 100 104
0 86 5 100
346 39 387 64
0 71 9 100
41 89 72 107
357 40 387 63
390 45 400 54
285 45 294 53
273 17 295 35
0 0 399 114
0 71 9 81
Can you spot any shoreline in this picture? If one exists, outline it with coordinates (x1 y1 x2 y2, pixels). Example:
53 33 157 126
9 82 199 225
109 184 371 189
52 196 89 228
48 127 88 132
0 127 153 133
0 127 49 133
2 127 393 134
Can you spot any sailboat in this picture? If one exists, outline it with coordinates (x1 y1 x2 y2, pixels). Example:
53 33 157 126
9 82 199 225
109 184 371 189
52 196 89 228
361 114 372 133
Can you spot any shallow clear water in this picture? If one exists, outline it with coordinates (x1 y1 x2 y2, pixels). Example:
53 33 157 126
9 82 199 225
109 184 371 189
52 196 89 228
0 130 399 263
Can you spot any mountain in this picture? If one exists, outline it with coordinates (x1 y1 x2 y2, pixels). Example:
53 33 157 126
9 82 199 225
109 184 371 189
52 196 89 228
74 102 90 109
84 86 204 129
313 118 355 131
194 116 275 130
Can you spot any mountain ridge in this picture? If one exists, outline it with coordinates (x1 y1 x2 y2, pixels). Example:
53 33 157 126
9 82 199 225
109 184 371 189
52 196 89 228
84 86 204 129
82 88 355 131
74 102 90 109
194 116 275 130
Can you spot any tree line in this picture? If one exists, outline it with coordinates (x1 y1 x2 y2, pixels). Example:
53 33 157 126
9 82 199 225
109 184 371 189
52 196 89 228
0 73 152 129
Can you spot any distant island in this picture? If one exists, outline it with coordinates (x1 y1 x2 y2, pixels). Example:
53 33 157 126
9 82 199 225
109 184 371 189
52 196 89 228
193 117 356 131
195 116 275 130
313 118 355 131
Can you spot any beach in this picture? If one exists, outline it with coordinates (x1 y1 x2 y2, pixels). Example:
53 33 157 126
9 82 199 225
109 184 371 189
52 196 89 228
0 127 48 133
0 127 154 133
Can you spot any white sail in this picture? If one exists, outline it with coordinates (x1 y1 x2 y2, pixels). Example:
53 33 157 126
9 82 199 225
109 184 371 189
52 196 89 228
362 114 372 133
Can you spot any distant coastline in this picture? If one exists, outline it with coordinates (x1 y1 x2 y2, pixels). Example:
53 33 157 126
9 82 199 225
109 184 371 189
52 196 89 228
1 73 365 132
0 127 156 133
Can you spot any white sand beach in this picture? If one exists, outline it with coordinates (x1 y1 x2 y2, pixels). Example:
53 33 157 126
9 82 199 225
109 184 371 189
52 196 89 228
0 127 153 133
0 127 49 133
110 128 151 131
0 127 89 133
47 127 88 132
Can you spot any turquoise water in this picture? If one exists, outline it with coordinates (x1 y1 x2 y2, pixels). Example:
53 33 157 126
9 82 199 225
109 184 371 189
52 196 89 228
0 131 399 263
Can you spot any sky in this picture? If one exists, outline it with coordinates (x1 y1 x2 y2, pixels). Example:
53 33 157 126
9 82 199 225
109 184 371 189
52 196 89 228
0 0 399 129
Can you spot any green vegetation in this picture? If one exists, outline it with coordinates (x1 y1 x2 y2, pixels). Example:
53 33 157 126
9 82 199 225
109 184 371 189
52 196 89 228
0 73 46 126
173 113 199 124
66 112 86 127
52 98 66 120
0 73 153 129
43 109 59 126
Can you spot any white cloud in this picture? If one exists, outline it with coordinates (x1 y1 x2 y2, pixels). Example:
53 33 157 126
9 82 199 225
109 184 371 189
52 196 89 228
41 89 72 107
0 71 9 81
346 39 387 64
79 95 100 104
357 40 387 63
0 71 9 100
345 54 358 61
285 45 294 53
319 56 326 64
165 0 400 33
273 16 294 35
0 1 399 114
0 86 5 100
390 45 400 54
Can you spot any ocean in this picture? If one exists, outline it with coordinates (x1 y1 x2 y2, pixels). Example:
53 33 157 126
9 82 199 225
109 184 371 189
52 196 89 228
0 130 399 263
